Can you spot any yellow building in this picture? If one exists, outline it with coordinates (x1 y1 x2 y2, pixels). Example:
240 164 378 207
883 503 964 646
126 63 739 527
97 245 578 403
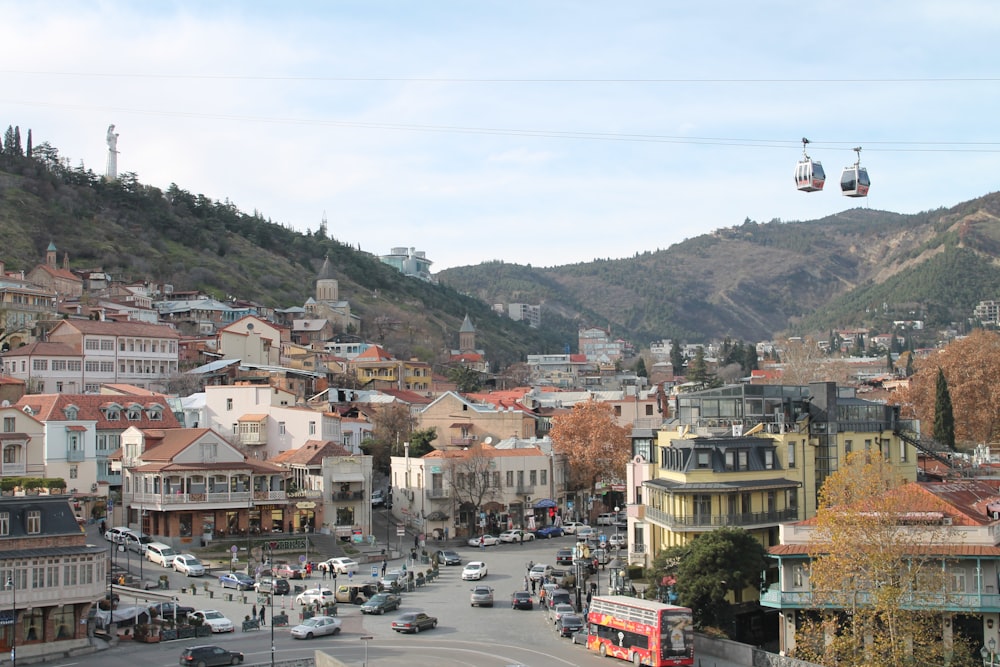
348 344 432 392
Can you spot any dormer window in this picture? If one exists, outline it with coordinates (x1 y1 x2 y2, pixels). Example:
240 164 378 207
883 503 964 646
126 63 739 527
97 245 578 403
126 404 142 420
63 404 79 420
146 406 163 421
105 409 120 420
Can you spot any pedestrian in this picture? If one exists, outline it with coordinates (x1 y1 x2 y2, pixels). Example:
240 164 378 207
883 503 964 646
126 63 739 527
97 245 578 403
523 575 529 591
479 535 485 551
381 560 387 576
252 603 257 619
519 532 524 547
99 519 106 535
321 564 327 580
259 605 266 626
527 560 534 572
531 578 537 594
414 534 419 548
539 587 547 608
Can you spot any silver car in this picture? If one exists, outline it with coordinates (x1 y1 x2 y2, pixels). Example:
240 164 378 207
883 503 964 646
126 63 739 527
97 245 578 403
289 615 342 639
470 585 494 607
172 554 205 577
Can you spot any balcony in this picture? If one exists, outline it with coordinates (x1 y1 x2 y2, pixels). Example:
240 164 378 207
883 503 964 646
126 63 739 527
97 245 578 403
131 490 285 509
1 462 26 476
645 506 798 531
426 488 450 500
237 431 267 447
759 586 1000 613
451 436 475 447
67 449 85 462
515 484 535 496
96 469 122 485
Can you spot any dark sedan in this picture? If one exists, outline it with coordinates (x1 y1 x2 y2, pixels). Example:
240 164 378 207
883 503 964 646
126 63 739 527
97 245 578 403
360 593 401 615
511 591 533 610
558 613 585 637
434 550 462 566
391 611 438 634
555 548 575 566
150 601 195 620
180 645 243 667
219 573 255 590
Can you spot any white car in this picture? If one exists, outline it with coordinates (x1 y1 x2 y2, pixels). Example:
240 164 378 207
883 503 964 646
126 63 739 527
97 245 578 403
529 563 554 582
608 533 627 548
103 526 134 543
498 529 535 543
576 526 597 541
172 553 206 577
462 561 488 580
188 610 234 633
467 534 501 547
295 588 335 606
561 522 587 535
290 615 342 639
320 557 358 575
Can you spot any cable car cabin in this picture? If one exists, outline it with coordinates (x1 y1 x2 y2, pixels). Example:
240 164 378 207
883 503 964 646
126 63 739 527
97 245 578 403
795 159 825 192
840 165 870 197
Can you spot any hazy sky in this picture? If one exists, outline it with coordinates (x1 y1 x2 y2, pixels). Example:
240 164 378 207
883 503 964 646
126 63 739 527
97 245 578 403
4 1 999 271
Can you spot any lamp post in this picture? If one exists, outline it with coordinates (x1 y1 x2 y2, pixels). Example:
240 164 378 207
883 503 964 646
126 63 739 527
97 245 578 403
268 542 276 667
983 638 999 667
6 575 15 667
246 491 253 576
360 635 373 667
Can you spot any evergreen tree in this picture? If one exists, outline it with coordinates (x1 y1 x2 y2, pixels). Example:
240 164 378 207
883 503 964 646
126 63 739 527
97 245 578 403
687 346 711 386
25 129 32 158
633 357 647 378
905 353 914 378
670 340 684 372
2 126 13 155
885 348 894 373
933 367 956 450
12 126 22 156
851 334 865 357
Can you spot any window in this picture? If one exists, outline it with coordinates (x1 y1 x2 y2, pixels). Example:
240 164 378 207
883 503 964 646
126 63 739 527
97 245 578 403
506 471 513 487
738 450 749 470
767 491 776 513
696 451 710 468
764 450 774 470
529 470 537 486
100 340 114 351
2 418 13 433
787 442 796 468
899 439 908 462
788 488 798 512
844 439 852 454
725 451 735 471
51 359 67 371
84 361 100 372
309 421 316 435
32 359 47 371
645 404 653 416
540 470 547 485
0 512 8 536
279 422 286 435
85 339 100 350
226 398 233 411
26 510 41 534
69 465 78 479
793 564 806 587
614 405 622 416
68 360 81 371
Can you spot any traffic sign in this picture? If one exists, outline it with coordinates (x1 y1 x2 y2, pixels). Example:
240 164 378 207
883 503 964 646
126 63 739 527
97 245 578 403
396 527 405 536
371 566 378 578
299 555 307 564
231 545 239 554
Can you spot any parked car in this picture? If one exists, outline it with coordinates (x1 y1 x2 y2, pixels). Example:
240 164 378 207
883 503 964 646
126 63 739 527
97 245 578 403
596 513 616 526
467 534 501 547
146 542 178 567
380 570 406 590
555 548 575 566
608 533 627 548
391 611 437 634
371 489 386 507
546 588 573 610
549 602 575 625
528 563 553 582
461 561 488 580
173 554 206 577
561 522 587 535
290 615 341 639
104 526 134 543
559 614 585 637
319 557 359 575
360 592 401 615
273 563 305 579
218 573 255 590
188 610 234 633
124 532 154 554
498 529 535 543
434 550 462 566
534 526 564 539
511 591 534 610
576 526 597 541
151 601 194 620
179 645 243 667
470 585 494 607
295 588 335 606
254 576 290 595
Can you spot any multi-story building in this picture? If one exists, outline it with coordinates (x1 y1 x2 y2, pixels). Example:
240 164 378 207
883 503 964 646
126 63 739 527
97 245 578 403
417 391 538 448
216 316 285 366
120 426 289 545
0 405 46 480
390 438 568 540
14 393 181 502
762 480 1000 656
271 440 351 532
349 345 432 392
378 247 434 283
579 327 626 363
524 353 593 388
24 243 83 299
974 299 1000 325
1 342 82 394
0 494 106 663
33 319 181 393
203 383 343 460
0 263 58 349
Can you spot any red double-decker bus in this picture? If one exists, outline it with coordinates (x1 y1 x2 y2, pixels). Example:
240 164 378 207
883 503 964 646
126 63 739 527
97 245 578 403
586 595 694 666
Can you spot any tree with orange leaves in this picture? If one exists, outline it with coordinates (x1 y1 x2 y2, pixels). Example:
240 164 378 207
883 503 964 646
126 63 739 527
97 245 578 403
894 330 1000 445
549 398 632 500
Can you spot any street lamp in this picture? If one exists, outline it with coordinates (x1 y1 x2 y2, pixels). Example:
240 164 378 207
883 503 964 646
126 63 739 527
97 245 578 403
268 542 277 667
360 635 373 667
983 638 999 667
6 575 15 667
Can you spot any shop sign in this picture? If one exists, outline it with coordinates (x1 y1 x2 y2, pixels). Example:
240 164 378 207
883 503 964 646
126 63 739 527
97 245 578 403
296 501 317 509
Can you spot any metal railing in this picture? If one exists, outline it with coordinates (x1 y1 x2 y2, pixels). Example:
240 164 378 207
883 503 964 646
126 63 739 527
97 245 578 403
645 505 797 529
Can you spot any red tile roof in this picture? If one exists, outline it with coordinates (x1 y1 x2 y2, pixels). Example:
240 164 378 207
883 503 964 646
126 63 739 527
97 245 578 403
271 440 351 466
52 319 180 338
1 342 79 357
14 393 180 430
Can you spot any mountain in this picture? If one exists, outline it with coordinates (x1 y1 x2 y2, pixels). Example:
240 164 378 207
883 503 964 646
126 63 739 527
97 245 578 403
4 137 1000 359
437 195 1000 344
0 145 567 369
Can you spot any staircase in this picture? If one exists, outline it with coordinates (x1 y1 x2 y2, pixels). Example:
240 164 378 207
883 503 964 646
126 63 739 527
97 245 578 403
307 533 344 560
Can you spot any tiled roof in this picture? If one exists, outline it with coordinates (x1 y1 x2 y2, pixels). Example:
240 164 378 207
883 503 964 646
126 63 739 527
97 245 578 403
354 345 395 361
137 428 215 461
53 319 180 338
423 443 546 459
1 341 79 357
271 440 351 466
34 265 82 282
14 393 179 430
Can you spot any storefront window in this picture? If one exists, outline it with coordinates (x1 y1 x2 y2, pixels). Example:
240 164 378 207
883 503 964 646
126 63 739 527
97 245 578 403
53 605 74 640
202 512 215 537
179 513 193 537
226 511 239 535
269 510 283 532
22 608 42 642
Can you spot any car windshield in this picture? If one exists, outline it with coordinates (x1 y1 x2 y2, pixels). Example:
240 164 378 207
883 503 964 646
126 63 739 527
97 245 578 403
204 611 223 619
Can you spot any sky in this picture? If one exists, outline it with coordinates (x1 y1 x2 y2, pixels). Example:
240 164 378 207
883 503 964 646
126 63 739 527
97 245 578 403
3 1 999 272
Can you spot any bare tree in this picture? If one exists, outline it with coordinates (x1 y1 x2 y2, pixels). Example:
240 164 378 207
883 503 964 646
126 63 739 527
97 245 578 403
446 445 500 534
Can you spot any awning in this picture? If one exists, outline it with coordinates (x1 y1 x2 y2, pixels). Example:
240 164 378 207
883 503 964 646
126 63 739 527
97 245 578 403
449 423 472 429
533 498 557 509
331 473 365 483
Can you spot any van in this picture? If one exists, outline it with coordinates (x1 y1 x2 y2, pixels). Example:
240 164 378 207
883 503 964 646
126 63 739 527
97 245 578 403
145 542 177 567
596 513 615 526
124 532 153 554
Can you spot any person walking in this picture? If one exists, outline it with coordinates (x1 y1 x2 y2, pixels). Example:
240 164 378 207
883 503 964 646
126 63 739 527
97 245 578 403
479 535 485 551
519 532 524 547
259 605 266 626
252 603 257 621
531 578 537 594
381 560 388 577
